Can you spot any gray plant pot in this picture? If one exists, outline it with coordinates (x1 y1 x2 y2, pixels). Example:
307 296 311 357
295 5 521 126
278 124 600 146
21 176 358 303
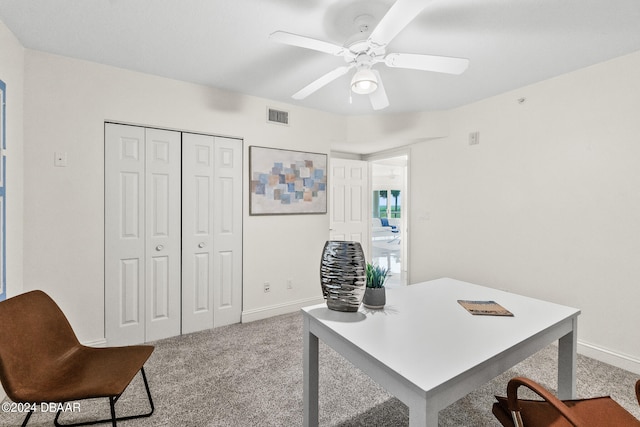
363 287 386 309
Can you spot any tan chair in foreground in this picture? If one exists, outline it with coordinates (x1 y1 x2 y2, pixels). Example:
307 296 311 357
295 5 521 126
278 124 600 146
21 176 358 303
0 290 154 426
493 376 640 426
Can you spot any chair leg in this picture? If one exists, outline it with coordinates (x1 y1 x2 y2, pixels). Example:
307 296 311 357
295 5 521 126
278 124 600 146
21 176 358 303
21 409 33 427
108 397 116 427
140 366 155 415
54 367 154 427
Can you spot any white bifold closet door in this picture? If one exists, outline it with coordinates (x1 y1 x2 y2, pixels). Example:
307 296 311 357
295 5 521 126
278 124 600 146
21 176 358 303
106 124 242 346
181 133 242 333
105 124 181 346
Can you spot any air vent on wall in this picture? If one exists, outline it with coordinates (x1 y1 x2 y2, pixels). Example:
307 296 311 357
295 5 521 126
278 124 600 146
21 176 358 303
267 107 289 126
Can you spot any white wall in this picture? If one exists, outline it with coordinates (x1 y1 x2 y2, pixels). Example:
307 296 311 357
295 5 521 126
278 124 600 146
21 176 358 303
22 49 345 343
343 110 449 153
410 50 640 371
0 20 24 299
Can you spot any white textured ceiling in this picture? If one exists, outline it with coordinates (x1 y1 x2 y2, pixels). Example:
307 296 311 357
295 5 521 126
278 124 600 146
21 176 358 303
1 0 639 116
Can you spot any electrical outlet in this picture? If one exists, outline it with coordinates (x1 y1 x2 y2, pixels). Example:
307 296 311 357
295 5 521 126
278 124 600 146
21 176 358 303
287 279 293 290
264 282 270 293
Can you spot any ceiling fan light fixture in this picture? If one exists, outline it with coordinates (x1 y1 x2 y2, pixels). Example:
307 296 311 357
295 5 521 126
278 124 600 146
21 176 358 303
351 68 378 95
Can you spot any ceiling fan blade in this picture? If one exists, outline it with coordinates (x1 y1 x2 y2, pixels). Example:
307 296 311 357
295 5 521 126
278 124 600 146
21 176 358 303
368 0 429 48
269 31 345 56
292 65 352 100
385 53 469 74
369 70 389 110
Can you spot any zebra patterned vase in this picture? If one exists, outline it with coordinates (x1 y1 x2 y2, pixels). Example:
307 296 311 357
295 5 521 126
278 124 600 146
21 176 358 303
319 241 366 312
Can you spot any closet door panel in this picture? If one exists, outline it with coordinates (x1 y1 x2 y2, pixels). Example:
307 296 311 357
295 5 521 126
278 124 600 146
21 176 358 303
213 137 242 327
144 128 181 341
120 258 141 324
105 123 146 346
182 133 215 334
218 250 233 307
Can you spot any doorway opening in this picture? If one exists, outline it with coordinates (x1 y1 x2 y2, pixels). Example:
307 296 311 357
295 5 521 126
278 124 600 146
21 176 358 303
370 155 408 287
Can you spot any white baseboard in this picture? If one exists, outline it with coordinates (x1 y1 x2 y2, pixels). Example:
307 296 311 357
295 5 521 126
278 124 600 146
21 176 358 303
578 340 640 375
242 297 324 323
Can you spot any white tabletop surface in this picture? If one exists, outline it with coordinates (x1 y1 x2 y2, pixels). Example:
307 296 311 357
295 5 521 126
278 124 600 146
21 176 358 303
302 277 580 394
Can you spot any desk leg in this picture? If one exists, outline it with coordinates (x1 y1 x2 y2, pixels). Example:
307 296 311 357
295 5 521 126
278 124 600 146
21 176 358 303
409 398 438 427
303 316 319 427
558 317 578 399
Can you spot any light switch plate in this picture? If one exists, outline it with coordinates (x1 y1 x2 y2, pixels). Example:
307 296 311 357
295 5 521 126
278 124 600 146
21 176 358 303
469 132 480 145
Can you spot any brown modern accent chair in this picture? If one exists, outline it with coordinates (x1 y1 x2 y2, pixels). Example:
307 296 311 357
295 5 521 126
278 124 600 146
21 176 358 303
493 376 640 426
0 290 155 426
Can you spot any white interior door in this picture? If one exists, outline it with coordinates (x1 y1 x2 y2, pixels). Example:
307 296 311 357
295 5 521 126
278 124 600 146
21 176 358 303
329 158 368 248
144 128 181 342
212 137 242 327
105 124 146 345
182 133 215 334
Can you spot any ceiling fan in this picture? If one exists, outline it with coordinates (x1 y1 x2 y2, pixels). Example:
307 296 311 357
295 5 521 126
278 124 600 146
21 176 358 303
269 0 469 110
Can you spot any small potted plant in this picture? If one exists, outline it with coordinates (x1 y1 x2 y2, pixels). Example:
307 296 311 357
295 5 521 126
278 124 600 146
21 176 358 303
363 263 388 309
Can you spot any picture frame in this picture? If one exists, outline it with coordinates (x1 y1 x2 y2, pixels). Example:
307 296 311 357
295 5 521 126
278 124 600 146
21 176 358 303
249 146 327 215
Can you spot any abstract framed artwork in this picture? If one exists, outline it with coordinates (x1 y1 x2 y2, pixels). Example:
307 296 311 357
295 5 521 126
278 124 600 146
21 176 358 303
249 146 327 215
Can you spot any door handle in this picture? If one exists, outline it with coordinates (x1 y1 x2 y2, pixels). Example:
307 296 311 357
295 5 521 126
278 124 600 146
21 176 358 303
155 245 164 251
198 242 206 248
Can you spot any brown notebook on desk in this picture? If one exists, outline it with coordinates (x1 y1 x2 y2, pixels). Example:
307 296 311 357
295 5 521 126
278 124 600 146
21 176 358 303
457 300 514 317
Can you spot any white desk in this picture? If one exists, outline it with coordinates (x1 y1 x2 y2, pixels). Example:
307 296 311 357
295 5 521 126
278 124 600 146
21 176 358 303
302 277 580 426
